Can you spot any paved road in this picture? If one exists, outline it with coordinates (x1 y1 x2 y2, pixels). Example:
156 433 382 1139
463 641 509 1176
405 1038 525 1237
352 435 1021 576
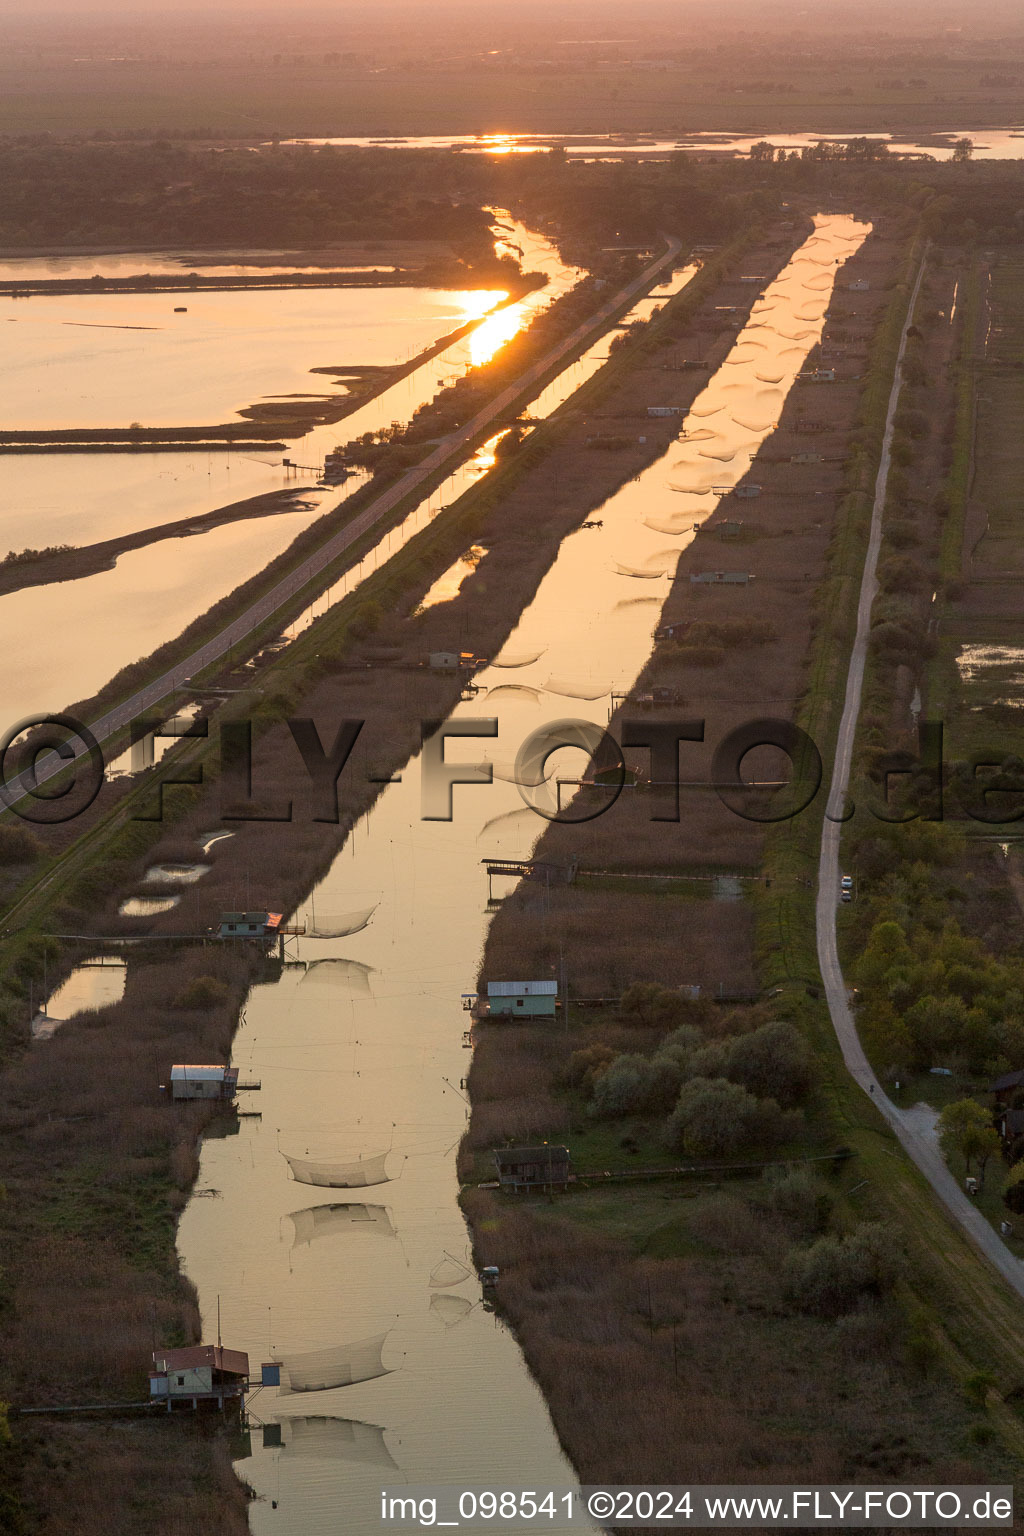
2 236 681 810
815 249 1024 1299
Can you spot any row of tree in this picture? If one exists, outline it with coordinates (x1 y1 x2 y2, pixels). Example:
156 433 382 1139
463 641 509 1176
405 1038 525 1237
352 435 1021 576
562 985 815 1160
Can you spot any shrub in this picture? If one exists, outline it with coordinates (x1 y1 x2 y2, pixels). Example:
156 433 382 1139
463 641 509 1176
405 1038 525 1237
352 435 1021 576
1003 1163 1024 1214
172 975 230 1010
674 645 725 668
655 1025 706 1065
755 1166 834 1236
885 518 920 550
878 555 925 594
0 824 42 866
591 1052 683 1118
894 407 930 440
665 1076 791 1158
725 1021 814 1107
560 1043 616 1095
783 1225 901 1318
685 1040 732 1079
616 983 708 1031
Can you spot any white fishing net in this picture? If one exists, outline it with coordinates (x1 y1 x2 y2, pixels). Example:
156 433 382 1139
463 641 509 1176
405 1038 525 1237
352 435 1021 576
611 564 666 580
732 417 778 432
303 906 376 940
283 1150 391 1188
643 518 692 535
289 1203 395 1247
483 684 542 702
490 649 546 668
299 958 375 996
428 1254 472 1288
273 1415 398 1467
275 1334 391 1394
543 677 611 700
429 1294 474 1330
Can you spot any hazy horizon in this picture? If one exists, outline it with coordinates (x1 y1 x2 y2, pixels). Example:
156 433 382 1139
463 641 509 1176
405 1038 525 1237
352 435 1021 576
2 0 1024 25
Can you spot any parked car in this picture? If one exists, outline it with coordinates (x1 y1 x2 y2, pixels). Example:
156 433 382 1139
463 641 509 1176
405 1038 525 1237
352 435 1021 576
840 874 853 890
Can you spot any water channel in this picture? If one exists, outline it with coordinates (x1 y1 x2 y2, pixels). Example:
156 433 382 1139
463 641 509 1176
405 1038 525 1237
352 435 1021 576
175 213 869 1532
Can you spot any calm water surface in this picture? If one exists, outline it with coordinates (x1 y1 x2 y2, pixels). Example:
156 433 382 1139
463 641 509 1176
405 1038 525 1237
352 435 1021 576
0 286 509 431
176 214 869 1533
0 220 583 721
281 129 1024 161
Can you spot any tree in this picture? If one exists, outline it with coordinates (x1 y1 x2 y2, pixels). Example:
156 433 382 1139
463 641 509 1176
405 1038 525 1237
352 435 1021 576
725 1021 813 1107
783 1225 901 1318
1003 1163 1024 1214
667 1077 751 1157
938 1099 1001 1185
952 137 974 164
666 1077 792 1158
560 1043 616 1095
590 1052 682 1119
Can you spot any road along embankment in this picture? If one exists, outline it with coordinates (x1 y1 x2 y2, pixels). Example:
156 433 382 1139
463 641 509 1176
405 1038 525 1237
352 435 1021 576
815 248 1024 1302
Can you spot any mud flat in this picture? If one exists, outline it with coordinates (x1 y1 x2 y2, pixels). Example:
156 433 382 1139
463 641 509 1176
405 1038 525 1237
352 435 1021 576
0 486 319 596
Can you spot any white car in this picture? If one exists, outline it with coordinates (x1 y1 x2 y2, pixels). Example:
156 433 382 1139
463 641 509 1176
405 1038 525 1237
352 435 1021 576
840 875 854 891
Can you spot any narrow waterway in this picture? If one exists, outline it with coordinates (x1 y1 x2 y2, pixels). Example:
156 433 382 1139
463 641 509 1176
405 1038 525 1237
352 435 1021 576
176 214 869 1532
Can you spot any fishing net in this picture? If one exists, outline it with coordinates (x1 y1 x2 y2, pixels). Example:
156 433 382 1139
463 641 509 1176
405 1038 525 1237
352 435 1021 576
303 906 376 940
429 1295 474 1330
483 684 542 702
477 806 535 839
428 1254 472 1288
272 1415 398 1468
731 417 778 433
283 1150 391 1188
543 677 611 700
289 1203 395 1247
299 958 374 996
275 1334 391 1394
490 649 545 668
642 518 691 535
611 564 666 579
